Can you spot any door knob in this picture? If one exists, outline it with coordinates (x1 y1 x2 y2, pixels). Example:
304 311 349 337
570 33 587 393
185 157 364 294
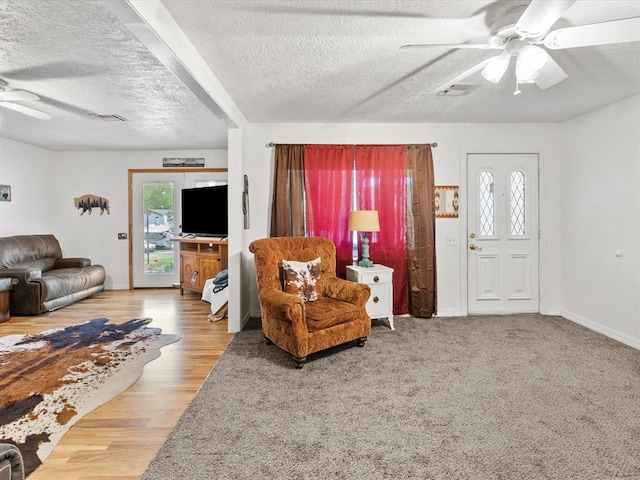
469 233 476 238
469 243 483 251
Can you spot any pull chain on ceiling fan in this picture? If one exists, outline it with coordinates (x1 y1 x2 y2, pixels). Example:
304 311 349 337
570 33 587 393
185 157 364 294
402 0 640 95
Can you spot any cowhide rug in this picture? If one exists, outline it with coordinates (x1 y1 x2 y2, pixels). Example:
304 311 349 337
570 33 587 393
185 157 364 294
0 317 180 476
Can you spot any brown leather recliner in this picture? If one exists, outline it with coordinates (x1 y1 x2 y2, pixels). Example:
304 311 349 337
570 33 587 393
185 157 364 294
0 444 24 480
0 235 105 315
249 236 371 368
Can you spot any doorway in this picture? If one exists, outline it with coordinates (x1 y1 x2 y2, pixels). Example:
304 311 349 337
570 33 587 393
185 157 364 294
466 154 539 314
129 169 227 288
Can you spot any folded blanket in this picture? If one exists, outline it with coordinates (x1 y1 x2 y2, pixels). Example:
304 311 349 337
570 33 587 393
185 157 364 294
202 276 228 320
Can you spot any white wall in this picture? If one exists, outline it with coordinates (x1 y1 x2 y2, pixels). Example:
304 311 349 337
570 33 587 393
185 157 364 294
0 138 56 236
50 150 227 290
0 146 226 290
242 122 563 318
560 94 640 348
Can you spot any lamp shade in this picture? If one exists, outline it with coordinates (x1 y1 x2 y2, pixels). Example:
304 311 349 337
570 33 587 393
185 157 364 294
516 45 548 84
349 210 380 232
481 54 510 84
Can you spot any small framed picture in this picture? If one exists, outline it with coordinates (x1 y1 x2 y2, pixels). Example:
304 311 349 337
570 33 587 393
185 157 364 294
434 185 459 218
0 185 11 202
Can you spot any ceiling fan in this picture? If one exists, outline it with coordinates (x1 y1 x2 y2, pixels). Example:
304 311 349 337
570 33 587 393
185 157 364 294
0 79 52 120
402 0 640 95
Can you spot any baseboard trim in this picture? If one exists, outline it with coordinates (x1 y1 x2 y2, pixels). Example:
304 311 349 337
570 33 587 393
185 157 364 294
561 309 640 351
238 311 253 332
434 309 463 317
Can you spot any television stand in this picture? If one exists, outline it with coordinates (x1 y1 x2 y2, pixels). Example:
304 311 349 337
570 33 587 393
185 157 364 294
171 237 228 294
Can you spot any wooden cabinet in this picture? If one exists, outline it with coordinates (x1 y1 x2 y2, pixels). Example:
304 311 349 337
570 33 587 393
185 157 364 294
172 237 228 294
346 264 395 330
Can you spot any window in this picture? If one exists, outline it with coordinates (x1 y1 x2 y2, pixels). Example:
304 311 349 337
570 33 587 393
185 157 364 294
479 171 495 236
510 170 526 236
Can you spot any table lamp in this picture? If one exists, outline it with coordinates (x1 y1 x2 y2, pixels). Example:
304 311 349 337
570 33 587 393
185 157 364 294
349 210 380 268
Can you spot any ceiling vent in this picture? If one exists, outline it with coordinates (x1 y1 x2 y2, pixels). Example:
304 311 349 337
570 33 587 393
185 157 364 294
88 113 128 121
434 83 477 96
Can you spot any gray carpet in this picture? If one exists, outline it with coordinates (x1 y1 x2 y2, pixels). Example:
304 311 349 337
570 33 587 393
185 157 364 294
142 315 640 480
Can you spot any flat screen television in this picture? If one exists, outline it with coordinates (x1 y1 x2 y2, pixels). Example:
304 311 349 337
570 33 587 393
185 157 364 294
181 185 228 237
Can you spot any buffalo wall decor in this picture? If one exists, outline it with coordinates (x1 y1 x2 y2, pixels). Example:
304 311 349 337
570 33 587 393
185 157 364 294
74 194 110 215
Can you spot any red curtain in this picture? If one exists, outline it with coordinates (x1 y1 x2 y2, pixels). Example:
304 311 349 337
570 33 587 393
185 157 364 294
356 145 408 314
303 145 354 276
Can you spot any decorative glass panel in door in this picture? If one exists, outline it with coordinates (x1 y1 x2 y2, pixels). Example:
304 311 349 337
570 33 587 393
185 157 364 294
479 170 495 236
510 170 526 236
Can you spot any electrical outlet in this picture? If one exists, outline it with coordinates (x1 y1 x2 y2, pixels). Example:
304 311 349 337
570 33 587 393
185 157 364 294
446 235 457 246
118 233 128 240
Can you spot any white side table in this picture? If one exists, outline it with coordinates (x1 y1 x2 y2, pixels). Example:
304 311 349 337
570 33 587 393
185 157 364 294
346 264 394 330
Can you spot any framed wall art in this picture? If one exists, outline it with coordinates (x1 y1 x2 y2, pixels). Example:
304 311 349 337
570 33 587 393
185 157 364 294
434 185 459 218
0 184 11 202
162 157 205 168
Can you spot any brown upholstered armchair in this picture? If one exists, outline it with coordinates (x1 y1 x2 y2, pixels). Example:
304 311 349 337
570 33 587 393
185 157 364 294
249 237 371 368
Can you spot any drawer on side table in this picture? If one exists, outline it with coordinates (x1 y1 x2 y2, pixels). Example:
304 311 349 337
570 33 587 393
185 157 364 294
346 264 394 330
358 269 393 286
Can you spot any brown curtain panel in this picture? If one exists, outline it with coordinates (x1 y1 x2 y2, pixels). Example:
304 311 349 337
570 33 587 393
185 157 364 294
406 144 437 317
270 144 306 237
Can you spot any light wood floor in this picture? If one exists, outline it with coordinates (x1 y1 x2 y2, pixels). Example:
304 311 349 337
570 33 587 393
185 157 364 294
1 288 235 480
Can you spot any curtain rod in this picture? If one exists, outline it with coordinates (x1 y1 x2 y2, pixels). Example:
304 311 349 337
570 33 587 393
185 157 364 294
267 142 437 148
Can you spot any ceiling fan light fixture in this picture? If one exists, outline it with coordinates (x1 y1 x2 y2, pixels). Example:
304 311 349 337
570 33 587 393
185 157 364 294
516 45 548 84
518 45 548 71
517 68 539 84
481 55 510 83
516 62 541 84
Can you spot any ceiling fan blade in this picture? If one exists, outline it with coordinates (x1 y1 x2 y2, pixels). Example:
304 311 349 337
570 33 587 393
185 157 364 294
429 56 499 96
0 90 40 102
401 43 503 50
0 101 52 120
515 0 576 39
544 17 640 49
535 54 568 90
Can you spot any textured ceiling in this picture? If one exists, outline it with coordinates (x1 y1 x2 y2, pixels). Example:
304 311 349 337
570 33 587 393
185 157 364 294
0 1 639 151
0 0 228 151
165 0 640 124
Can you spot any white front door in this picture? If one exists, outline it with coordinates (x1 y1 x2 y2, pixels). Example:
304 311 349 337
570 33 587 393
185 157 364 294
467 153 539 314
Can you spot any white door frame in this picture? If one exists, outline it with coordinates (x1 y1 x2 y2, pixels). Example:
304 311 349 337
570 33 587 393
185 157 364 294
458 148 546 316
